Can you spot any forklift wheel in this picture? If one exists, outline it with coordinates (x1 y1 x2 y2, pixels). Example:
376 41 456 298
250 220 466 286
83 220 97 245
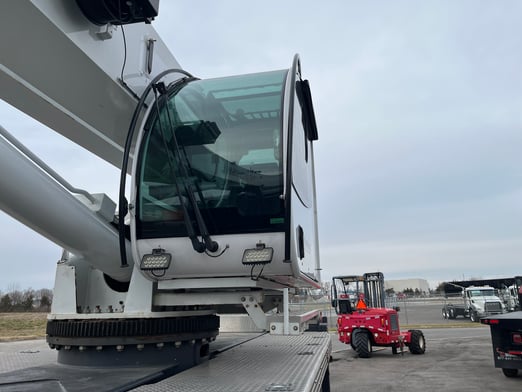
408 330 426 355
353 331 372 358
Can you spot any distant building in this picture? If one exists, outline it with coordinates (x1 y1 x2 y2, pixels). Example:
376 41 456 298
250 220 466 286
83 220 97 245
385 279 430 295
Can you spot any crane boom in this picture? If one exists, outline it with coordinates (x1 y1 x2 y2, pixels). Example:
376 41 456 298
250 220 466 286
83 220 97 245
0 0 181 168
0 125 133 282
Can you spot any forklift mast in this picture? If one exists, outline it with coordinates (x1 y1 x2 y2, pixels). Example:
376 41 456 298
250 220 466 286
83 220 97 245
362 272 386 308
331 272 386 314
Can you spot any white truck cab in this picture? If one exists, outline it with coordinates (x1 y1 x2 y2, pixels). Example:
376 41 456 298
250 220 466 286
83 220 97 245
464 286 504 321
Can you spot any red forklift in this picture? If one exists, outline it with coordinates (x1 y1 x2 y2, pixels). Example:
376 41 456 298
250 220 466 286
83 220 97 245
331 272 426 358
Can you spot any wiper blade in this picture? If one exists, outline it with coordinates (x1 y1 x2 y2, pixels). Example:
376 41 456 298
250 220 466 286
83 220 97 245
156 83 219 253
171 180 206 253
153 84 206 253
169 127 218 253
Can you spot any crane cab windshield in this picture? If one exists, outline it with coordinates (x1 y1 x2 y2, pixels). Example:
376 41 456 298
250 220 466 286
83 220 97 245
136 70 287 239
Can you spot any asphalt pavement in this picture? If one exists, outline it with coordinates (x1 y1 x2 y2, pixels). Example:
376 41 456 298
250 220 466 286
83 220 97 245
329 301 521 391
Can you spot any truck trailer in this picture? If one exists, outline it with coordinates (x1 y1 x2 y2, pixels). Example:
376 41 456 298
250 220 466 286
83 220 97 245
481 312 522 378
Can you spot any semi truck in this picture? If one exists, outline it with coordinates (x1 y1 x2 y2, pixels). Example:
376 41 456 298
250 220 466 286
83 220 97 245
0 1 331 390
498 276 522 312
442 281 506 322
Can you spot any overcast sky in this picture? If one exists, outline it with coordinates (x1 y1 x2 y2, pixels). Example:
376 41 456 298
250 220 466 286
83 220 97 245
1 0 521 291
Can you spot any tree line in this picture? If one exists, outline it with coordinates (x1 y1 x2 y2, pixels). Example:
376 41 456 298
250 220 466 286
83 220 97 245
0 287 53 312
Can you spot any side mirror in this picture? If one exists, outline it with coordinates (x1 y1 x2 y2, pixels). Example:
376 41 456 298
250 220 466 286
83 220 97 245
295 80 318 141
331 299 337 308
394 306 401 312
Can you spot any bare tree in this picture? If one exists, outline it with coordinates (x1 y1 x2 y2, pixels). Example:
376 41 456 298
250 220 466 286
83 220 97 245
21 288 35 311
36 288 53 312
9 290 23 311
0 285 53 312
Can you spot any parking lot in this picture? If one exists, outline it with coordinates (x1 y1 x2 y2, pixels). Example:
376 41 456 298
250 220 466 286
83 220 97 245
329 301 521 391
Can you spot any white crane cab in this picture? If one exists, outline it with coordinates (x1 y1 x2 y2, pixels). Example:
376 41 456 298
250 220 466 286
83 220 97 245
128 56 321 292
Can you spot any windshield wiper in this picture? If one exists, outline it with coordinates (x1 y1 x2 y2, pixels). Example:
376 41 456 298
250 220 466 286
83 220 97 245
155 83 219 253
152 90 204 253
168 126 218 252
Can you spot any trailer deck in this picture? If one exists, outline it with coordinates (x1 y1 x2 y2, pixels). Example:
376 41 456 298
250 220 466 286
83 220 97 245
0 332 331 392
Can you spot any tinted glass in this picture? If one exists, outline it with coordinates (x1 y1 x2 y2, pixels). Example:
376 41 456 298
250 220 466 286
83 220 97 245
137 70 287 239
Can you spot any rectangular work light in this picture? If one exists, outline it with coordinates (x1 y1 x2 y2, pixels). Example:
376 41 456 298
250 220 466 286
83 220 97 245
242 243 273 265
140 249 172 270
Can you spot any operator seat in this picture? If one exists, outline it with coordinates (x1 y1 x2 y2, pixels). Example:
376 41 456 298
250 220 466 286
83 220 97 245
338 298 353 314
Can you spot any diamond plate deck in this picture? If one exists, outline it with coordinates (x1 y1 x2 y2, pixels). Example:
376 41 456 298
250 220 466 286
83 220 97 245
134 332 331 392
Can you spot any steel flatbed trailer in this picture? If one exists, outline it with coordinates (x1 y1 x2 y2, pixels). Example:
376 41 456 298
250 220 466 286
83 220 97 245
135 332 331 392
481 311 522 378
0 332 331 392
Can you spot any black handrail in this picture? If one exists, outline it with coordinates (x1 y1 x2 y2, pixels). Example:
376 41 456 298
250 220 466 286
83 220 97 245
118 68 195 268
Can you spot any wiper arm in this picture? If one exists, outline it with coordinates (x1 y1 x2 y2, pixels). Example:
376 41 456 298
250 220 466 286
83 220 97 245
153 84 205 253
168 122 219 253
156 83 219 253
170 174 206 253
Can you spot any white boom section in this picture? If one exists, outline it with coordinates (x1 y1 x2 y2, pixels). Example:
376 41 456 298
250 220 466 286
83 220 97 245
0 0 182 168
0 127 132 282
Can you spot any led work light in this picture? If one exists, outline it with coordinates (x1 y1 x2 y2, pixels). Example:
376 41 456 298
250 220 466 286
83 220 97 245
242 243 273 265
140 248 172 270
